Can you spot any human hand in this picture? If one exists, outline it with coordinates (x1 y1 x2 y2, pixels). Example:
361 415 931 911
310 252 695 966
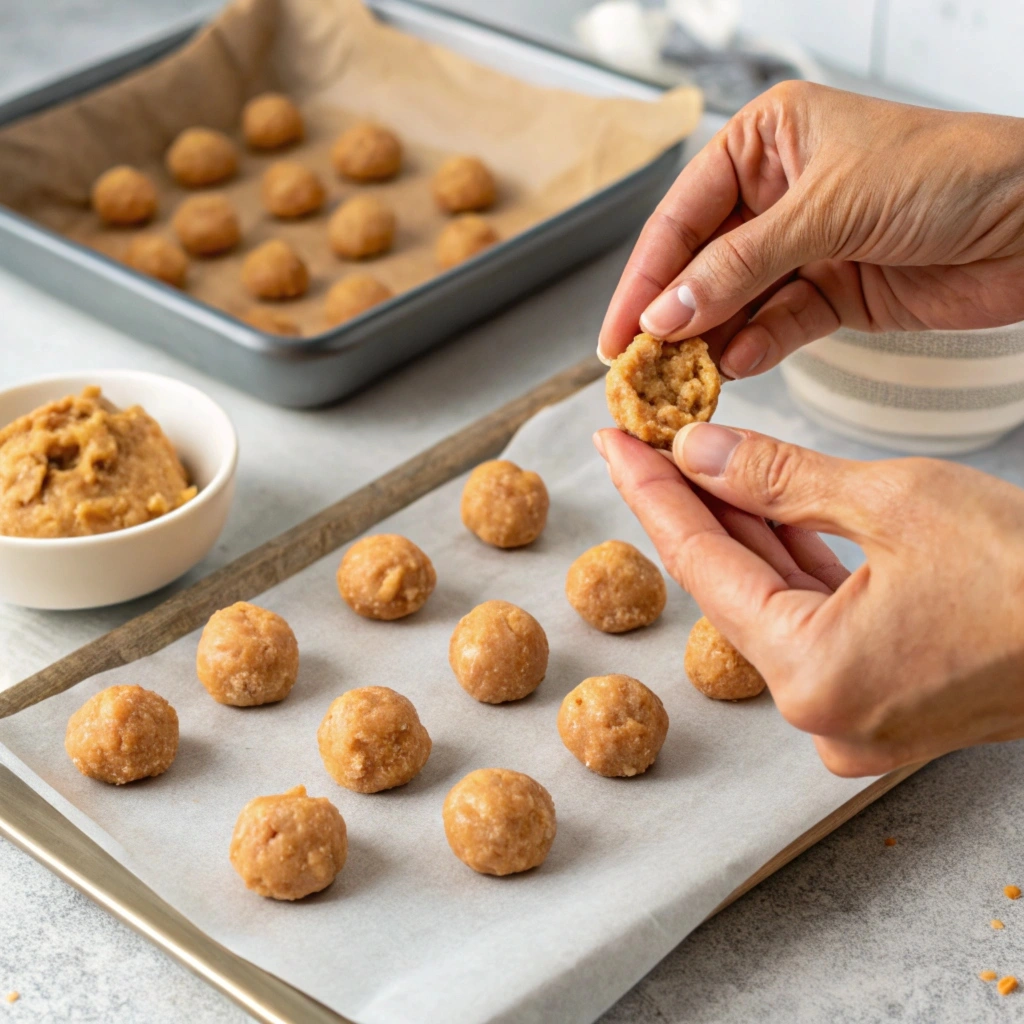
598 82 1024 379
593 423 1024 776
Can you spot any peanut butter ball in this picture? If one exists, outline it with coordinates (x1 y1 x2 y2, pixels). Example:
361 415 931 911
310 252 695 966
328 195 395 259
196 602 299 707
337 533 436 620
241 239 309 300
443 768 556 876
606 332 721 450
449 600 548 704
566 540 666 633
436 214 498 269
242 92 304 150
166 127 238 187
558 674 668 777
317 686 431 793
433 155 496 213
324 273 392 326
91 165 158 226
242 306 301 336
331 121 402 181
65 685 178 785
230 786 346 900
685 616 766 700
460 459 548 549
261 160 325 218
124 234 188 288
172 194 241 256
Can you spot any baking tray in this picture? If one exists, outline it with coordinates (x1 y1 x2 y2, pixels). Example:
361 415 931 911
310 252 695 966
0 358 920 1024
0 0 685 408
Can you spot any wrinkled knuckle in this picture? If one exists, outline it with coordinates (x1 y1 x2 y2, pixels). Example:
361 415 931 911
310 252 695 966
652 208 703 259
663 528 717 594
738 439 804 510
711 233 764 294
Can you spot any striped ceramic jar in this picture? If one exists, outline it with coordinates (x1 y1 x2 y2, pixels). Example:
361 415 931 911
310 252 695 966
780 325 1024 454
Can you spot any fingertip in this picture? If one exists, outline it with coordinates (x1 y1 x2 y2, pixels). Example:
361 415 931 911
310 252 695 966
592 430 609 460
595 343 614 367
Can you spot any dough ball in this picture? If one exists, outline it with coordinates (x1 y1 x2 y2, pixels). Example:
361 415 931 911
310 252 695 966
260 160 325 219
172 194 241 256
196 601 299 706
230 785 346 900
242 306 301 336
337 533 436 620
317 686 431 793
241 239 309 300
606 332 721 450
460 459 548 549
449 600 548 704
65 685 178 785
328 195 396 259
432 155 496 213
331 121 402 181
436 214 498 269
324 273 392 326
685 616 766 700
558 674 668 777
242 92 304 150
124 234 188 288
166 127 239 187
566 540 666 633
443 768 556 876
91 166 158 226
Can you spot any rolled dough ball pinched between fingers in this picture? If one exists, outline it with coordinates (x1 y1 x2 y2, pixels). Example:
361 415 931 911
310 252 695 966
337 533 436 620
566 539 666 633
460 459 549 549
685 616 767 700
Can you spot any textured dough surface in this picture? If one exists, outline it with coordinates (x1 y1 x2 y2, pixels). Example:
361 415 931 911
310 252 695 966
328 195 396 259
436 214 498 269
242 239 309 299
460 459 548 549
324 274 393 325
124 234 188 287
261 161 324 218
172 194 241 256
243 93 304 150
91 166 157 226
331 122 402 181
565 540 666 633
337 533 436 620
166 127 238 188
685 616 767 700
432 155 496 213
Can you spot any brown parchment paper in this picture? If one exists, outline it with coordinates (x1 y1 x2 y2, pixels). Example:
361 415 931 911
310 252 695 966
0 0 701 336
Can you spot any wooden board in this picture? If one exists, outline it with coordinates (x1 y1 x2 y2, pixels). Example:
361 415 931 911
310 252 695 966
0 355 922 1023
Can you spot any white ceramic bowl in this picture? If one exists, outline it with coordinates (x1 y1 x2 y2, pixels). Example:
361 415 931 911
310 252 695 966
0 371 237 610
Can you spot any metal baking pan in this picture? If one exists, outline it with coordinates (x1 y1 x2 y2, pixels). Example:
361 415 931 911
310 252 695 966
0 0 685 407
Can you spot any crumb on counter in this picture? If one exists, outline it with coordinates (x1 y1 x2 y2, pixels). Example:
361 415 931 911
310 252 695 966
4 992 17 1004
998 976 1019 996
884 837 897 847
980 971 998 982
1005 885 1021 900
992 919 1006 930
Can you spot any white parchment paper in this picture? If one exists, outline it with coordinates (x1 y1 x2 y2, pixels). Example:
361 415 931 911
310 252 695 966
4 373 1020 1024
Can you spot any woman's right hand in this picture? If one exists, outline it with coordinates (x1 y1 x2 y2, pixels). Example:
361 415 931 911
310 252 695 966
598 82 1024 379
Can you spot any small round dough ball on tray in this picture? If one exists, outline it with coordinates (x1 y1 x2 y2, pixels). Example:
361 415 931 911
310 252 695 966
65 684 178 785
606 332 721 450
436 214 498 269
460 459 548 549
91 166 158 226
566 540 666 633
230 785 346 900
324 273 392 326
443 768 556 876
558 674 668 778
172 194 241 256
196 601 299 707
328 195 396 259
166 127 239 188
432 155 496 213
261 160 325 219
685 615 766 700
331 121 402 181
242 239 309 300
337 533 436 620
242 92 304 150
242 306 301 336
317 686 431 793
449 600 548 704
124 234 188 288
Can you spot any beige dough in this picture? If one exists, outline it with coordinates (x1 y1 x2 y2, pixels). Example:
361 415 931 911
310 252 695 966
331 122 402 181
449 600 548 703
91 166 157 226
241 240 309 300
229 785 347 900
166 127 238 188
558 674 668 777
324 274 393 326
443 768 556 876
242 307 301 336
460 459 549 549
65 685 178 784
260 161 325 219
685 616 766 700
565 540 666 633
196 602 299 707
337 533 436 620
328 196 396 259
436 214 498 269
0 386 195 538
172 194 241 256
242 93 304 150
317 686 432 793
123 234 188 288
606 332 721 449
432 155 496 213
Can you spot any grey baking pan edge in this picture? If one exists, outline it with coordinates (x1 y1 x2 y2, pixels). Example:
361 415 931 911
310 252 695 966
0 2 685 408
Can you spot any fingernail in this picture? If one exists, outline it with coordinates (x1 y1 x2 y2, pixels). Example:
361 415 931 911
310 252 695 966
596 343 614 367
675 422 743 477
640 283 695 338
592 431 608 460
721 335 768 379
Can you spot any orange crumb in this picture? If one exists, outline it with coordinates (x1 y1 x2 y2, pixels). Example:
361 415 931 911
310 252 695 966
884 837 897 847
981 971 998 982
4 992 17 1004
1005 885 1021 900
998 976 1018 996
992 919 1006 930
